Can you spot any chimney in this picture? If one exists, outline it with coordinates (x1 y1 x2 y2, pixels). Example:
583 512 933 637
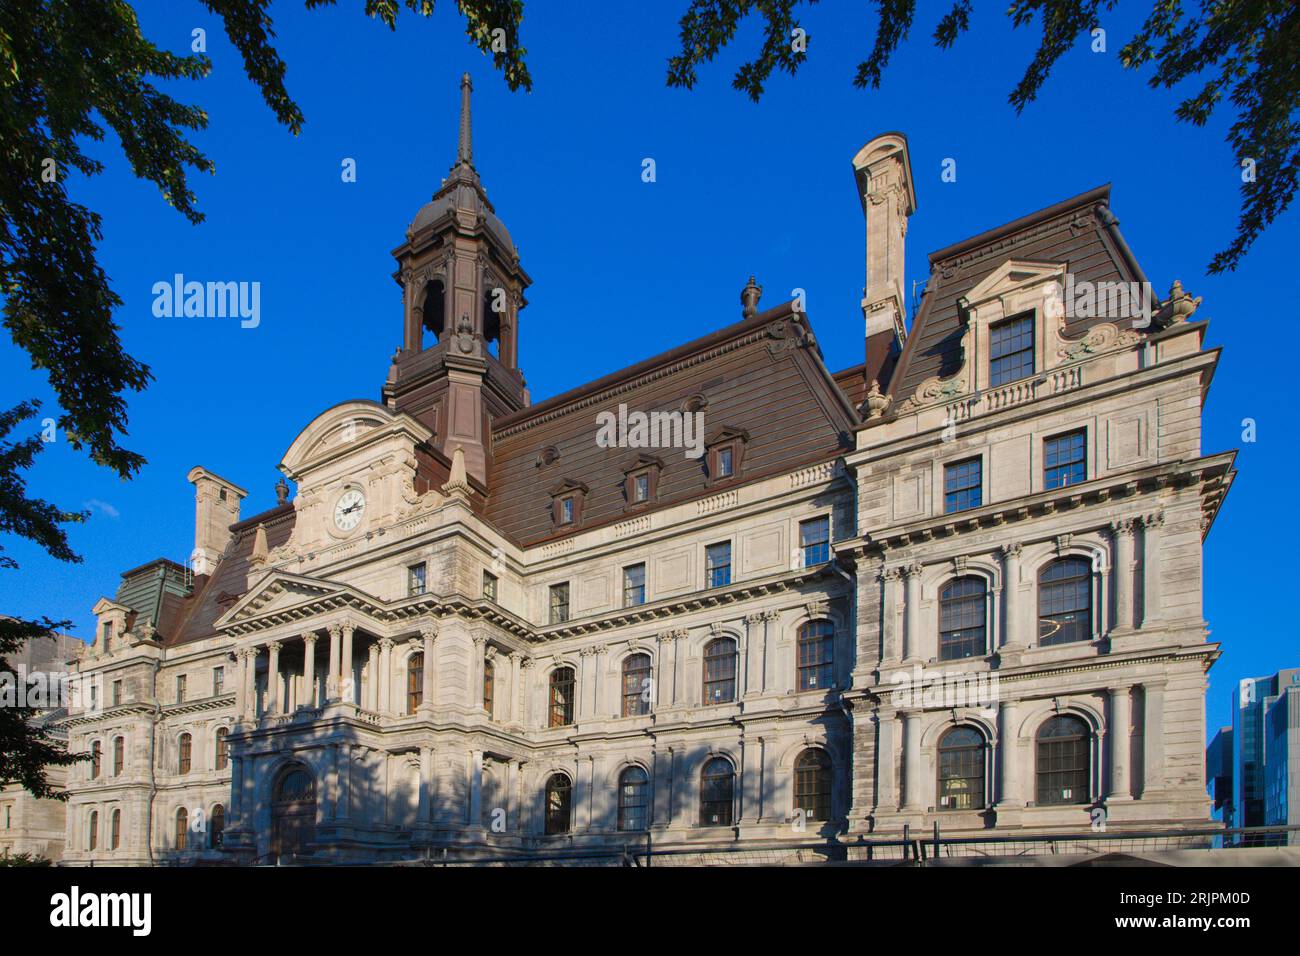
852 133 916 360
186 467 248 576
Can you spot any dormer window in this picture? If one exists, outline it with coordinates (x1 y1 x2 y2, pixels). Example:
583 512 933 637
101 621 113 651
989 313 1035 386
550 479 589 528
705 426 749 483
622 454 663 507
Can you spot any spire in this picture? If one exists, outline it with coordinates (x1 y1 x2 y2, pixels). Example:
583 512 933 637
458 72 473 167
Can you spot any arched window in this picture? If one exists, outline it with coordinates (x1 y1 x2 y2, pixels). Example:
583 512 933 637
1036 715 1091 805
702 638 737 705
940 577 987 660
483 658 495 716
407 652 423 714
178 733 192 774
790 749 832 822
112 736 124 776
1038 558 1092 646
88 810 99 851
548 667 575 727
276 766 316 803
420 279 446 348
544 773 572 834
699 756 735 827
937 726 987 810
617 766 650 831
210 804 225 848
110 809 121 850
621 653 652 717
91 740 102 779
794 748 832 822
797 621 834 690
215 727 229 771
175 808 189 850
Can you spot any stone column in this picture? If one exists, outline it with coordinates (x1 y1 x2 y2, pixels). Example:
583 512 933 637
377 638 394 714
902 563 923 662
519 657 535 726
1110 519 1136 632
327 624 341 701
999 543 1023 648
995 699 1021 807
243 646 259 720
366 641 380 711
881 567 902 662
420 625 437 713
1141 681 1165 794
901 710 922 810
577 647 595 721
592 644 607 716
234 649 248 720
508 652 523 723
417 746 433 827
469 751 484 827
655 633 675 708
1108 685 1133 801
743 613 764 694
301 633 317 710
340 623 356 705
876 713 898 811
266 640 282 716
471 635 486 711
1139 511 1165 626
484 645 498 716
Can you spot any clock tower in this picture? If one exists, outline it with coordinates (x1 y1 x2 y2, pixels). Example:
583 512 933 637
383 73 531 488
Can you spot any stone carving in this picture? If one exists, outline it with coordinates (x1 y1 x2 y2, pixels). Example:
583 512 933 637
862 379 892 420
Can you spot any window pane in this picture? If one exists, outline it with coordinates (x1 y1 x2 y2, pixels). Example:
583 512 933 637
634 473 649 502
800 516 830 566
623 563 646 607
1036 716 1090 805
408 563 426 596
549 583 570 624
794 749 833 822
700 758 734 826
545 775 572 834
797 621 834 690
717 446 733 477
1044 429 1086 489
940 577 987 660
703 639 737 704
1038 558 1092 645
622 654 652 717
943 458 982 513
549 667 575 727
706 542 731 588
989 315 1035 386
618 767 649 831
938 727 986 810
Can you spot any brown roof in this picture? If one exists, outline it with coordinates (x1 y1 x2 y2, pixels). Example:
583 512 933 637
890 184 1151 404
486 301 858 546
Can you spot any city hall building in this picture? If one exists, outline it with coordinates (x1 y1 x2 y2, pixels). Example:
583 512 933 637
60 76 1234 864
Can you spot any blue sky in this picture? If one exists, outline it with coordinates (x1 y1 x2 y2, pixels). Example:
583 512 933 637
1 0 1295 738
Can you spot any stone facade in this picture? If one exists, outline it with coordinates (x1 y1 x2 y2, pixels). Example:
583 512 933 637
58 81 1234 865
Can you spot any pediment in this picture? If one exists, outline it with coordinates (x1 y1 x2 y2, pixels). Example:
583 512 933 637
214 571 348 628
965 259 1064 307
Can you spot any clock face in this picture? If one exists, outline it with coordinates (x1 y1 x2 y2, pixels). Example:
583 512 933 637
333 488 366 532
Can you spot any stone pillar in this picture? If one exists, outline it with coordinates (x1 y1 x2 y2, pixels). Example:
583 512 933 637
420 625 437 713
484 645 498 716
741 735 764 824
901 710 922 810
743 613 763 694
881 567 902 662
876 713 898 811
1140 682 1165 794
417 746 433 827
577 647 594 721
234 649 248 720
363 641 378 710
999 543 1023 648
340 623 356 705
301 633 317 710
327 624 341 701
266 640 282 716
1110 519 1136 632
519 657 535 726
243 646 259 719
508 652 523 723
902 563 923 662
469 751 483 827
472 635 486 711
656 633 676 708
592 644 607 716
1139 511 1165 626
378 638 394 714
1108 685 1133 801
995 699 1021 807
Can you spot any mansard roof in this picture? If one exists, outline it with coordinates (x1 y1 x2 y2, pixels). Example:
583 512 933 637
485 300 859 546
888 184 1153 405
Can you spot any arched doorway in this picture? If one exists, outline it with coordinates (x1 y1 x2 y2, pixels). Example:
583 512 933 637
271 764 316 863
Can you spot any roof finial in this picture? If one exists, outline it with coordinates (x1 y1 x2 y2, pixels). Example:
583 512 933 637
458 72 473 166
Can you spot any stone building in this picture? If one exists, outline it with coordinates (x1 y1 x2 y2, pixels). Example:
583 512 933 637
60 77 1234 865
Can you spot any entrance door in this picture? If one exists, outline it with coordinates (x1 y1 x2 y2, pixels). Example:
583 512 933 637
271 765 316 863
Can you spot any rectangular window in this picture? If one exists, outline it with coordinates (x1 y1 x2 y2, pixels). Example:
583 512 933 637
101 620 113 648
549 583 570 624
407 562 427 596
175 674 186 703
483 571 498 601
213 667 225 697
1044 429 1087 490
944 458 983 513
716 446 734 478
559 496 575 525
111 681 122 707
706 542 732 589
989 314 1035 386
799 516 830 567
633 472 650 503
623 563 646 607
